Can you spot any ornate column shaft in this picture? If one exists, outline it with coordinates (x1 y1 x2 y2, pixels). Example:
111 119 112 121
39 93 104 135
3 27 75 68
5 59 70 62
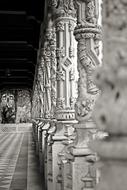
50 27 57 118
45 1 78 190
42 16 55 119
34 12 58 190
32 82 41 119
91 1 127 190
69 0 102 189
74 0 101 123
37 48 45 118
51 0 77 120
43 41 52 119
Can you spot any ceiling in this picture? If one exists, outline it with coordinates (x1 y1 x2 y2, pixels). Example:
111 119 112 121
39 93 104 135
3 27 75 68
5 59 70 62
0 0 45 90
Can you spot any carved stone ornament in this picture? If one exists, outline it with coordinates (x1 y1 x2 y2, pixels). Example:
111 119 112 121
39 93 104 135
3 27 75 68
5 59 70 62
74 0 98 28
75 97 95 122
82 55 99 94
69 69 75 81
38 65 43 83
45 29 53 41
69 20 75 31
56 98 65 109
56 21 64 31
50 29 57 117
55 109 75 120
1 93 16 123
56 47 65 58
77 42 99 94
86 0 97 24
69 47 74 58
70 97 76 109
44 47 51 61
50 0 76 18
56 70 65 81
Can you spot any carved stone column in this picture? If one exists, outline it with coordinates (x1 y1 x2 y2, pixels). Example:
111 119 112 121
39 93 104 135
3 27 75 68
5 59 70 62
32 49 45 160
69 0 102 189
37 48 45 118
50 28 57 118
46 1 78 190
32 82 41 119
53 3 77 120
37 13 59 190
91 1 127 190
43 41 52 119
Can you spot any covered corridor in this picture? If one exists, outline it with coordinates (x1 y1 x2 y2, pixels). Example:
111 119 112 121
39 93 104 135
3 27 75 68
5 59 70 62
0 124 43 190
0 0 126 190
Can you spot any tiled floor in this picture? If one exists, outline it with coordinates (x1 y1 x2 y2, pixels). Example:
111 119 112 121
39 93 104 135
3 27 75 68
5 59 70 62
0 125 43 190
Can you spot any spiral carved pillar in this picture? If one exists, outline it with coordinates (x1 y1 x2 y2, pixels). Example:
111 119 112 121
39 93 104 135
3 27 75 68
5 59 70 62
68 0 102 189
91 1 127 190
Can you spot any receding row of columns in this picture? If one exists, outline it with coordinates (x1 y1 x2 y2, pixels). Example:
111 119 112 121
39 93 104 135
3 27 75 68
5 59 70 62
32 0 101 190
32 0 126 190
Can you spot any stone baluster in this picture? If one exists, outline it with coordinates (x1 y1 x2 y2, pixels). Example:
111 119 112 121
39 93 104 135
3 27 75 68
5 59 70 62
66 0 102 189
90 1 127 190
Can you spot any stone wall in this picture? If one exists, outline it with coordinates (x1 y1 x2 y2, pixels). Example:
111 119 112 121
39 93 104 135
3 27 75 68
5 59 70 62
0 89 32 123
